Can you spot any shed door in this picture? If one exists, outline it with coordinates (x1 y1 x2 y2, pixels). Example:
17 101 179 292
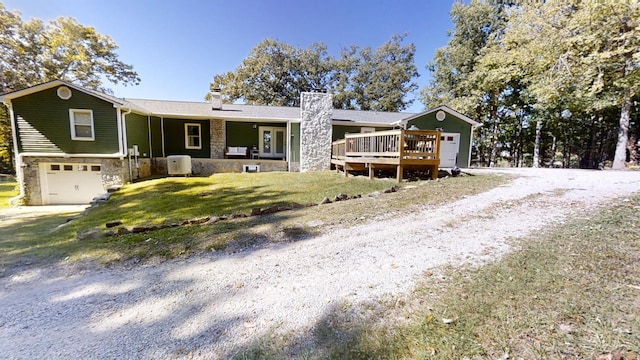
41 163 104 204
439 133 460 168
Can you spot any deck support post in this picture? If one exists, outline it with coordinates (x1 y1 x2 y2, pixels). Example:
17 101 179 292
368 164 374 179
431 165 438 180
396 165 403 182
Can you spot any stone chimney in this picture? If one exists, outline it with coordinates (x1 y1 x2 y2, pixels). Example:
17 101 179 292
300 91 333 172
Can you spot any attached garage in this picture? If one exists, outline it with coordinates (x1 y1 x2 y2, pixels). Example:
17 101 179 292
39 163 105 204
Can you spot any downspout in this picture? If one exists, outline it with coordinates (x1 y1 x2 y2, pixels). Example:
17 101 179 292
120 107 132 182
5 100 25 205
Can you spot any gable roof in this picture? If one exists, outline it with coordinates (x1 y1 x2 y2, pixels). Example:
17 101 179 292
0 80 428 126
2 80 122 105
126 98 301 121
397 105 482 128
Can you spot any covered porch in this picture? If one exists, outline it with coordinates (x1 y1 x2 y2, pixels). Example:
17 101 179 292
331 129 441 181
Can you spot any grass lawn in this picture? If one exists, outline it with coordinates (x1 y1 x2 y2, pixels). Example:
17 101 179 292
0 171 505 273
0 176 17 209
299 195 640 359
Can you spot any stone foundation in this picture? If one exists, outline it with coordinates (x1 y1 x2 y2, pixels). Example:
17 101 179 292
151 158 288 175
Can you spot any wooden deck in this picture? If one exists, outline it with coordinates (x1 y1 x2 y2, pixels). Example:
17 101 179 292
331 129 441 181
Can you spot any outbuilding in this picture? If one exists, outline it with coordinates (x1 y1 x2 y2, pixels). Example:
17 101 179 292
398 105 482 168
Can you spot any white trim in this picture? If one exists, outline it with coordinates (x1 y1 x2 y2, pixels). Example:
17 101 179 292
69 109 95 141
56 86 72 100
395 105 482 128
19 152 124 158
116 108 124 155
120 108 131 155
360 127 376 134
0 80 126 106
184 123 202 149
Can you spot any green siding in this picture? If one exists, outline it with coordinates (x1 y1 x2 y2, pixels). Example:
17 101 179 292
225 121 286 149
407 112 473 167
12 87 119 154
290 123 300 163
162 118 210 158
332 125 392 141
150 116 163 157
125 112 150 158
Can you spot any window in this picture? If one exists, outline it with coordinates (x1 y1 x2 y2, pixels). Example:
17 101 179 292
50 164 60 171
69 109 95 140
185 123 201 149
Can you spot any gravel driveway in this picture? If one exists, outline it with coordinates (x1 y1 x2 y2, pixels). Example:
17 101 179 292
1 168 639 359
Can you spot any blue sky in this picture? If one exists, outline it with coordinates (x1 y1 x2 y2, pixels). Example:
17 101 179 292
3 0 458 113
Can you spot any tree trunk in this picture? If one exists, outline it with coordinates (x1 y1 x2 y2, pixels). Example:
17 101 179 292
612 94 631 170
533 120 542 168
488 93 499 168
548 136 557 167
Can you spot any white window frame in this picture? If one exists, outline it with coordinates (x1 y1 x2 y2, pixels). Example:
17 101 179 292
69 109 95 141
185 123 202 150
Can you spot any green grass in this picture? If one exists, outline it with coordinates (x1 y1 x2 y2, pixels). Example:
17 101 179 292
0 176 17 209
288 195 640 359
0 171 505 274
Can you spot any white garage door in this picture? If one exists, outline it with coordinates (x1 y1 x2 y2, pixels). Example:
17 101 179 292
440 133 460 168
40 163 105 204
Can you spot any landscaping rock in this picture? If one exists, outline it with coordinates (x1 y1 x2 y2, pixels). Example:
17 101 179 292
76 228 104 241
206 217 221 224
131 225 157 234
105 220 123 228
438 170 451 178
334 193 349 202
189 217 210 225
319 197 331 205
116 226 131 235
383 185 401 194
261 205 281 214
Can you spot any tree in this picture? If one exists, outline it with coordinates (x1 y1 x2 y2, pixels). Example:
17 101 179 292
209 34 419 112
420 1 509 167
0 2 140 172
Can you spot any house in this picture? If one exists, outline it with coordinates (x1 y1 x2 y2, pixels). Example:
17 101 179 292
1 80 479 205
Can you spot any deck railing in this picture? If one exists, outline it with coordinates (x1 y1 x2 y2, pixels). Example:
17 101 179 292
332 129 440 161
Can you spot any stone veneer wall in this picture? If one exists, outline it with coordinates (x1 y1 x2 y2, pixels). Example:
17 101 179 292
151 158 287 175
210 119 226 159
20 156 127 205
300 92 333 172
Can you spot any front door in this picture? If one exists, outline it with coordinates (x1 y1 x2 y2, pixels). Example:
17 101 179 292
259 127 286 159
439 133 460 167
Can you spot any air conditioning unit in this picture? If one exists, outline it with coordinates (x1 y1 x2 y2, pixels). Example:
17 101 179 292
167 155 192 175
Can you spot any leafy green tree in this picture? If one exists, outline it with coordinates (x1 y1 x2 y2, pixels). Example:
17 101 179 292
209 34 419 112
0 2 140 172
420 1 509 166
